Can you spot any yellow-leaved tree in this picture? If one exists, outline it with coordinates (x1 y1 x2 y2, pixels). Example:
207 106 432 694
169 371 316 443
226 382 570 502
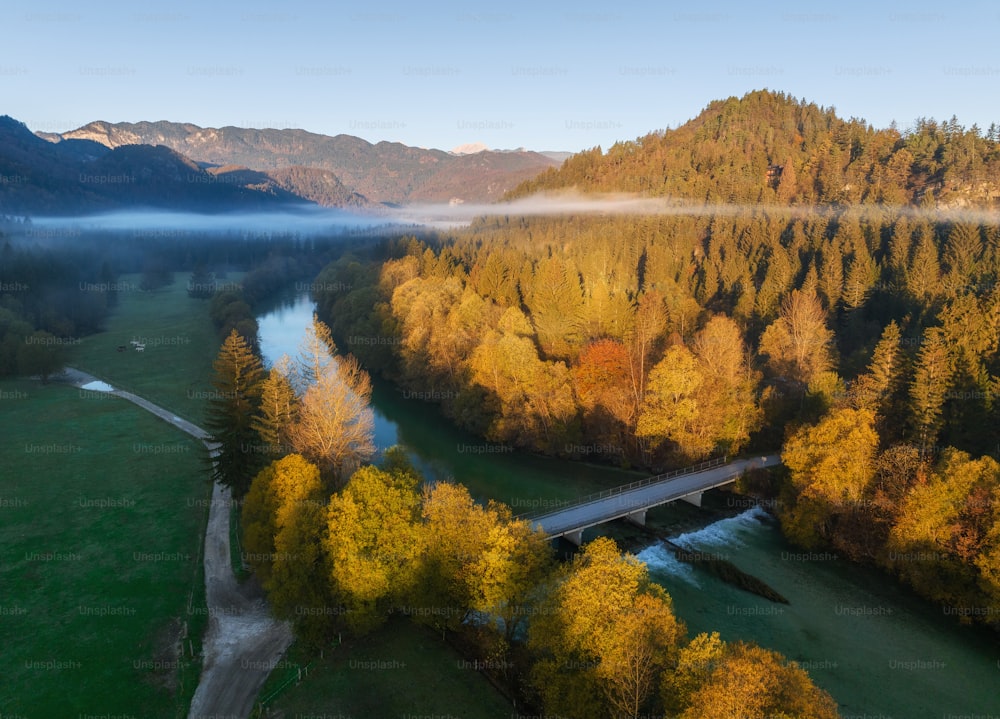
673 641 840 719
780 407 878 551
241 454 333 644
324 457 424 633
528 537 684 719
288 316 375 485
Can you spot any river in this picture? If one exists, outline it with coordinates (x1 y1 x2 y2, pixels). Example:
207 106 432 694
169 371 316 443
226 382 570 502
257 292 1000 719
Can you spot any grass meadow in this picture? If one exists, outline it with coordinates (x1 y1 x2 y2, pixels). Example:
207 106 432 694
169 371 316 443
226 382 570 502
70 274 226 425
0 378 211 718
257 618 514 718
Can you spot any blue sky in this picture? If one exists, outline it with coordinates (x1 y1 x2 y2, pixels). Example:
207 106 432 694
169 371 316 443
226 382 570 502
2 0 997 152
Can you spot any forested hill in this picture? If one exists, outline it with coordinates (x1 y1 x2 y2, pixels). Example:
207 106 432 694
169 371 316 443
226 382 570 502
314 89 1000 625
509 89 1000 207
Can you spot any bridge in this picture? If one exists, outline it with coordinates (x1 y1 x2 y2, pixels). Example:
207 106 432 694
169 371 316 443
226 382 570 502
526 454 781 545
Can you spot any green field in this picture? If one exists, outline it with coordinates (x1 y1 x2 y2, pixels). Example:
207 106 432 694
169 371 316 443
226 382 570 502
257 618 514 718
70 274 225 425
0 378 211 717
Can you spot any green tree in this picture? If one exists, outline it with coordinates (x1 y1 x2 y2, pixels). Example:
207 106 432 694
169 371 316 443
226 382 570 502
942 223 982 294
851 320 907 438
905 223 941 303
17 331 67 382
523 255 587 360
205 329 264 499
187 265 215 299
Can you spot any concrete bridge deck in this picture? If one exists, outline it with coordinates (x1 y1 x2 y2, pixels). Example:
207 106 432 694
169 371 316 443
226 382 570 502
529 454 781 544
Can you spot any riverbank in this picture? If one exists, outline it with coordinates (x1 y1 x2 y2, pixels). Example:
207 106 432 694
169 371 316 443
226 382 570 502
255 288 1000 719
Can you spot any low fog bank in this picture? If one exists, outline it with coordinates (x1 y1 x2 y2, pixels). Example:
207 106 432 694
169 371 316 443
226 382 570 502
25 205 404 237
14 193 1000 239
391 191 1000 227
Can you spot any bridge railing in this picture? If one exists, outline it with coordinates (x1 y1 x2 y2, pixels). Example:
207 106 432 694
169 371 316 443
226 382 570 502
516 455 728 522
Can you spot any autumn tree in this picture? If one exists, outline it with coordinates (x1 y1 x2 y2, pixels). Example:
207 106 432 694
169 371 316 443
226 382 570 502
775 156 797 203
288 318 375 484
781 407 879 553
573 338 637 459
758 288 835 387
661 632 726 716
689 315 762 454
469 307 578 452
467 508 554 645
529 537 683 719
638 316 761 460
637 344 705 458
324 461 424 633
888 450 1000 616
241 454 332 642
205 329 265 499
674 641 839 719
416 482 497 635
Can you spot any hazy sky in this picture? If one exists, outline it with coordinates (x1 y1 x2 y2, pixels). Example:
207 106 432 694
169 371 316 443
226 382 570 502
2 0 997 152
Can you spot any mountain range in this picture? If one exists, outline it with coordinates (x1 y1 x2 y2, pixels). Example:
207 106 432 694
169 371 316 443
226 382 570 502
5 90 998 217
0 116 561 216
39 121 560 205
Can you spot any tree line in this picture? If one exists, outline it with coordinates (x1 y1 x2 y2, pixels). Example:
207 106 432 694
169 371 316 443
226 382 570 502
0 223 373 380
311 204 999 629
205 317 839 718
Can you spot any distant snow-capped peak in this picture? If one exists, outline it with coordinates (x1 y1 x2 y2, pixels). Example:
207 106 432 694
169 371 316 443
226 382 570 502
450 142 491 155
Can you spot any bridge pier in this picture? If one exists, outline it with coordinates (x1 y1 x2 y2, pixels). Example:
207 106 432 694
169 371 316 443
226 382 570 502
626 509 647 527
680 491 703 508
563 529 584 546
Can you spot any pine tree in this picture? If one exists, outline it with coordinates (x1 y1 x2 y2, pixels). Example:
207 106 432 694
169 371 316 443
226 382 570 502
206 329 265 499
909 327 953 456
905 223 941 303
818 244 844 310
775 157 797 203
252 356 299 460
942 223 982 295
843 246 878 310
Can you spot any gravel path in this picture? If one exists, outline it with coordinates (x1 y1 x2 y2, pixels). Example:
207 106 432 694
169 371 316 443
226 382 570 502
57 367 294 719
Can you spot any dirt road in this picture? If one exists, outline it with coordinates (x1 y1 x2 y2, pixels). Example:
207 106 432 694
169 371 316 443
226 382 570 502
57 368 294 719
